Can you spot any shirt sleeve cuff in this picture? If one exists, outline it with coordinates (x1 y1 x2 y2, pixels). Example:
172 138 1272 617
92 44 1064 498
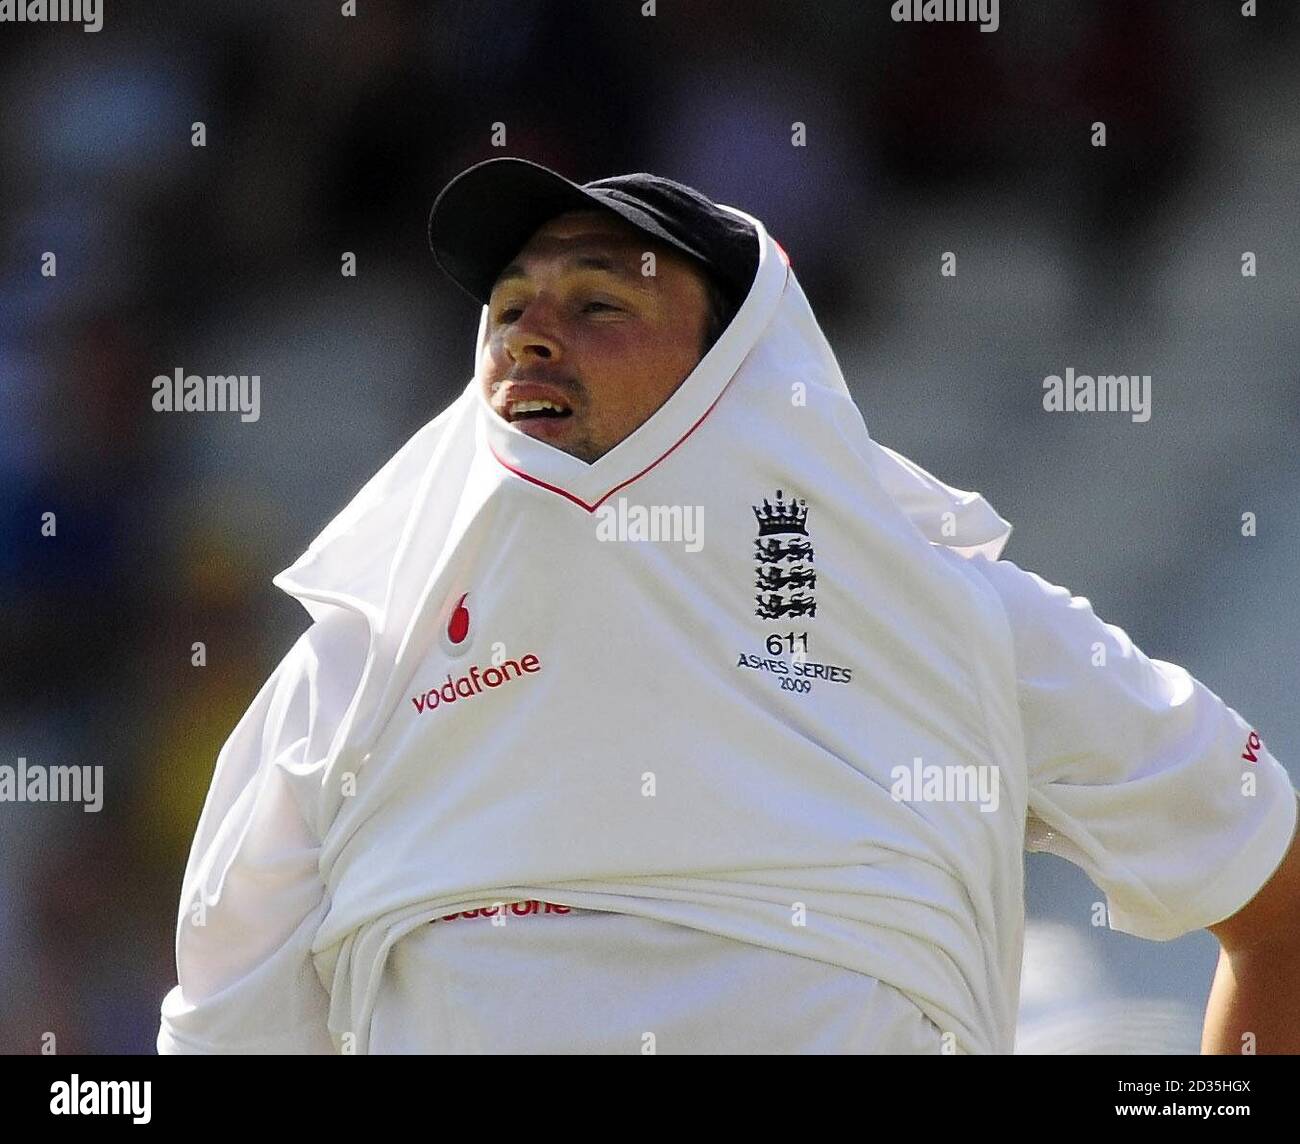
1107 784 1298 942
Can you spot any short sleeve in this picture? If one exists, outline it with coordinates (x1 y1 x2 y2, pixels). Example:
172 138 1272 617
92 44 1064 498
158 624 348 1054
967 555 1298 942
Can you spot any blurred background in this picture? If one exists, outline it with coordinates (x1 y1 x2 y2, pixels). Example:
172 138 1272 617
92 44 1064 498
1 0 1296 1054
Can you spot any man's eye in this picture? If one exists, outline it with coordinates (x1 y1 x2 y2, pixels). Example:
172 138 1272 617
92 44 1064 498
583 301 620 313
496 307 522 323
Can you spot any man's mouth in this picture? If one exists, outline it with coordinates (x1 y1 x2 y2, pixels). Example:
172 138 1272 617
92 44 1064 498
505 397 573 423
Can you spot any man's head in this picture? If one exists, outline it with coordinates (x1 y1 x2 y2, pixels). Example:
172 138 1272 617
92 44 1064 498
477 208 725 463
428 159 760 463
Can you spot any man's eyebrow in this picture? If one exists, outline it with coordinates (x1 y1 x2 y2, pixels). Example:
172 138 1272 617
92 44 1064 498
492 252 647 289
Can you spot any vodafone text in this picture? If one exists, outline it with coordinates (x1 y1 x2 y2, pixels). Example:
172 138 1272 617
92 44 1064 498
411 654 541 714
1241 729 1263 763
435 900 574 922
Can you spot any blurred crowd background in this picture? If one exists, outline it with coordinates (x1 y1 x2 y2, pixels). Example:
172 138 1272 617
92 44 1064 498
1 0 1296 1053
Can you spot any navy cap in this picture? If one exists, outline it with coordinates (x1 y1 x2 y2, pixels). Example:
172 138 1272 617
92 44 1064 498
428 158 759 316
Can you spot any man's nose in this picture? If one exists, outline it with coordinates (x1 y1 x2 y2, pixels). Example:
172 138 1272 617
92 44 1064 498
503 304 561 362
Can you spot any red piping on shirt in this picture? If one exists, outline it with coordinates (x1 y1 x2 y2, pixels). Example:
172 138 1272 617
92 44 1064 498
489 374 737 513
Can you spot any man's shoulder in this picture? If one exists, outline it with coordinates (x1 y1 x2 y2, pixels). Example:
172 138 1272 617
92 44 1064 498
961 554 1079 623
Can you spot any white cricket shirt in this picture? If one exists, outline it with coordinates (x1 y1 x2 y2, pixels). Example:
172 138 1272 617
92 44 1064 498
158 208 1297 1055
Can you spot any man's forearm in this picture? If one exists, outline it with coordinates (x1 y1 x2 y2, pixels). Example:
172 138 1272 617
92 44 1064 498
1201 943 1300 1053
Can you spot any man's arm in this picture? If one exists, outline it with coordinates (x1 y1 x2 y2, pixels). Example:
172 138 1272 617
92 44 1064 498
159 627 338 1054
962 553 1297 1058
1202 794 1300 1054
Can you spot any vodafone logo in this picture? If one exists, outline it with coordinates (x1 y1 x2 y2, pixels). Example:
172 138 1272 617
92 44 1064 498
447 593 470 643
410 652 542 715
439 591 473 657
418 586 543 712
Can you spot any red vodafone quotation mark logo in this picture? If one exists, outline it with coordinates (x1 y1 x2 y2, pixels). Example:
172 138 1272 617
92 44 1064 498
438 590 472 657
447 593 470 644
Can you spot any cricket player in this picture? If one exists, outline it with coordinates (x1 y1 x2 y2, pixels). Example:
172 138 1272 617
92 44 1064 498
158 158 1299 1055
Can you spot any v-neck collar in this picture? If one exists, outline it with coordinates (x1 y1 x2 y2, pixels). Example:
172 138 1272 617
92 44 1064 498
475 207 789 513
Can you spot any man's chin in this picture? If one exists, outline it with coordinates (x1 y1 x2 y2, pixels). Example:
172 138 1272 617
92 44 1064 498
510 413 574 447
555 437 605 465
508 415 604 464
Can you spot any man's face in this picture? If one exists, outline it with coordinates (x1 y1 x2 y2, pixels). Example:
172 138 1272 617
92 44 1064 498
477 209 712 464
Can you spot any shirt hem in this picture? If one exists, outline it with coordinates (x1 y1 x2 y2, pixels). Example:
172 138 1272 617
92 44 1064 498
1107 785 1297 942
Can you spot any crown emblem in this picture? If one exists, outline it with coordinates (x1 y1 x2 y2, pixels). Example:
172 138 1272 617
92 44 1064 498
752 489 809 537
751 489 817 620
